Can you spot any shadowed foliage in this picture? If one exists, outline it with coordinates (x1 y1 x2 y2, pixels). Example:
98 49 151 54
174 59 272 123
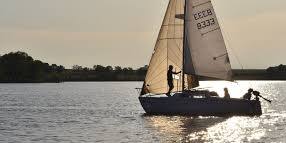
0 51 64 82
1 51 286 82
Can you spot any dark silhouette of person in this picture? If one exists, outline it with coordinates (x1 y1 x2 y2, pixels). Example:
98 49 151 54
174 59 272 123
252 90 260 101
243 88 253 100
223 88 230 99
167 65 181 96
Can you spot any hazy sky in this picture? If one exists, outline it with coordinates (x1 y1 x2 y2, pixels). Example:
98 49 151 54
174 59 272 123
1 0 286 69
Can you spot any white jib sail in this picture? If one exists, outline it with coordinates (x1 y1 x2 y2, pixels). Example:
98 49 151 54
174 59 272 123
184 0 232 80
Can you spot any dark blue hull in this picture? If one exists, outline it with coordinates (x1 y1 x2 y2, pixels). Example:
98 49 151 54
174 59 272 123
139 96 262 116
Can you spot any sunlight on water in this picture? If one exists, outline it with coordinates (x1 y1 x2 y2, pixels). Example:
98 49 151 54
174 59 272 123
199 81 282 99
199 81 253 98
144 116 267 143
205 117 265 143
142 81 286 142
0 81 286 142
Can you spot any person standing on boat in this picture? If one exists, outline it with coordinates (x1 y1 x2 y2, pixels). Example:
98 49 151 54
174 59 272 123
224 88 230 99
252 90 260 101
243 88 253 100
167 65 181 96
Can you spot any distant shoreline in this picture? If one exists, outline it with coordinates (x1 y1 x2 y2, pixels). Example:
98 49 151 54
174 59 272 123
2 51 286 83
1 69 286 83
1 79 286 84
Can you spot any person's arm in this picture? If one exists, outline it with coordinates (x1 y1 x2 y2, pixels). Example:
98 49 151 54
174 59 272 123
172 71 182 74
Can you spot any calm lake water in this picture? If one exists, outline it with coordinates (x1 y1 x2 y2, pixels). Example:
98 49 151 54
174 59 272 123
0 81 285 143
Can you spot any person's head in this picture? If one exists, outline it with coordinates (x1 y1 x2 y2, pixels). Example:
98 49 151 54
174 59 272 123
248 88 253 93
169 65 173 70
224 88 228 92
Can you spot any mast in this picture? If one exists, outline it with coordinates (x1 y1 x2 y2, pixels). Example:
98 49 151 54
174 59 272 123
182 0 187 92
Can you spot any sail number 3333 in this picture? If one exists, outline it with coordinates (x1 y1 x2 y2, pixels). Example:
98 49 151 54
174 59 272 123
193 9 215 30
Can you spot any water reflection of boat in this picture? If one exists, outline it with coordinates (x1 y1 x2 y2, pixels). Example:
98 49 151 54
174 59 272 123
142 115 228 142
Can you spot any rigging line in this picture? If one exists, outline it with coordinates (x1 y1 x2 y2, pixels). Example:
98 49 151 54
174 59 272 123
211 0 244 71
212 0 250 91
218 19 244 71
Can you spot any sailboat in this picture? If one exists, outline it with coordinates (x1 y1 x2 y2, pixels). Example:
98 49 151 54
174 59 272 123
138 0 262 116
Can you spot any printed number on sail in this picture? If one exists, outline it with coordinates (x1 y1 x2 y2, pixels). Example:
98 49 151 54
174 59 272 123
193 9 212 20
197 18 215 30
193 9 215 30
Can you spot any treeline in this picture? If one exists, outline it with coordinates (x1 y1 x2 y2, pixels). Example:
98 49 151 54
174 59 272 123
267 64 286 73
0 51 148 82
63 65 148 81
1 51 286 83
0 51 64 82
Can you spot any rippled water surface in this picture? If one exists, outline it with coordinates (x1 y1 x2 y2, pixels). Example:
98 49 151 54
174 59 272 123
0 81 285 142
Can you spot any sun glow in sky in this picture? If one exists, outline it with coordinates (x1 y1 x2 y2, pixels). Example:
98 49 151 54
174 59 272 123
1 0 286 68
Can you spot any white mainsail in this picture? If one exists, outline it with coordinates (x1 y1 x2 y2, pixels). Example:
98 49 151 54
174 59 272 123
184 0 232 80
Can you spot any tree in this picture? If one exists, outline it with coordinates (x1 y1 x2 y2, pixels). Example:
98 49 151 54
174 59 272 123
56 65 65 73
114 66 122 71
105 66 113 72
72 65 83 70
0 51 65 82
137 65 148 75
93 65 105 72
